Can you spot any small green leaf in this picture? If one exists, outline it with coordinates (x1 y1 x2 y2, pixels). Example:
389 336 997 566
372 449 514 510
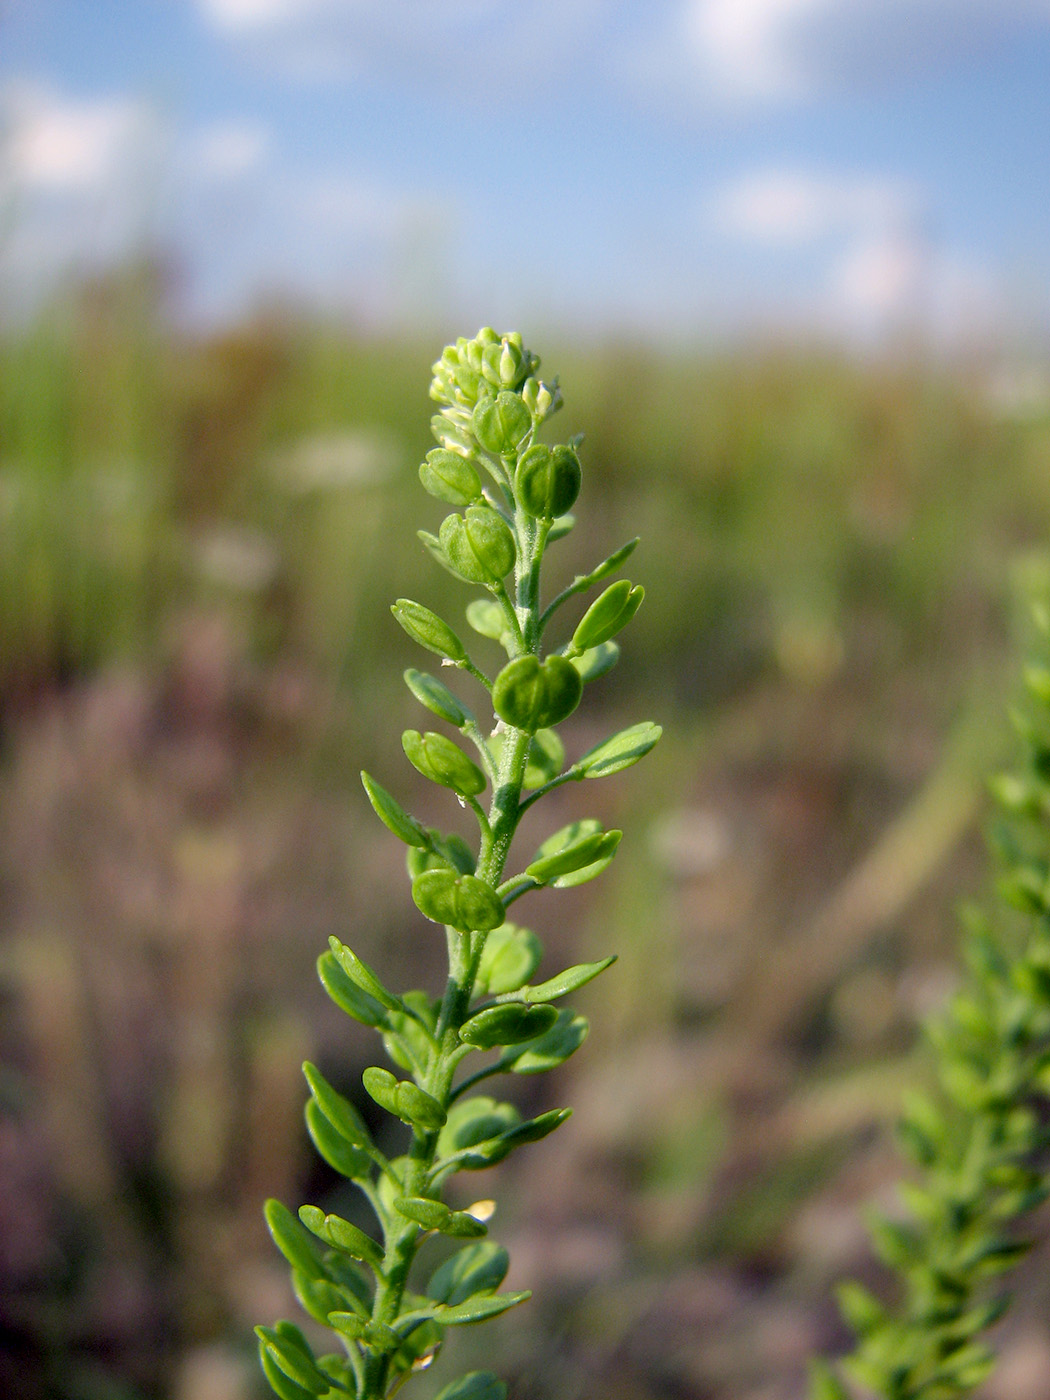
405 668 473 727
327 938 403 1013
428 1241 510 1305
392 599 469 663
475 922 544 996
433 1292 531 1324
362 1065 399 1115
578 721 662 778
412 869 505 934
432 1373 508 1400
264 1199 324 1279
547 513 574 541
509 958 615 1004
297 1206 384 1270
509 1010 589 1074
459 1003 559 1049
327 1311 367 1340
407 831 476 879
361 771 429 848
317 950 387 1027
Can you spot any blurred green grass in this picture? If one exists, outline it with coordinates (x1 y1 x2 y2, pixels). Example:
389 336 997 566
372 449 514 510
3 266 1050 1400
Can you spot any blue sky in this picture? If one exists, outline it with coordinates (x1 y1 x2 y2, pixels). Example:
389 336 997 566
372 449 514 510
3 0 1050 345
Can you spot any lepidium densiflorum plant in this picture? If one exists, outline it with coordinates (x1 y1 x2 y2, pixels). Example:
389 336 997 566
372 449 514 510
256 329 661 1400
811 599 1050 1400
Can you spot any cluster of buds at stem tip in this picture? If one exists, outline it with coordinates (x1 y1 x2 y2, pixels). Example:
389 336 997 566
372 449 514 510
258 328 660 1400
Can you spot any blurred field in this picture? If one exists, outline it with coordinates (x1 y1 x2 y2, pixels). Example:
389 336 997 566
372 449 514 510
3 265 1050 1400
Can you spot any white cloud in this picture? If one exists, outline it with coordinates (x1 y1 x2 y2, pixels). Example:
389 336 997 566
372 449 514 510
713 168 919 245
193 120 271 178
675 0 1050 105
2 83 148 192
197 0 322 30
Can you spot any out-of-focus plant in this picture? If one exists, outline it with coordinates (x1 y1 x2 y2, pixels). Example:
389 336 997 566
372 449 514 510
811 597 1050 1399
257 329 660 1400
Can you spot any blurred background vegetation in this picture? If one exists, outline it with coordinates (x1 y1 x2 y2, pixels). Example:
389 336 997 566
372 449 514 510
4 262 1050 1400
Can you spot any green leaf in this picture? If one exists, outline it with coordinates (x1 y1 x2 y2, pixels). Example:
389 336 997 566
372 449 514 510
412 869 505 934
526 826 621 884
432 1373 508 1400
459 1003 559 1049
264 1198 324 1279
509 1010 589 1074
571 641 620 682
404 668 473 727
297 1206 384 1270
407 831 476 879
255 1326 327 1395
836 1281 886 1336
571 579 644 652
438 1097 521 1157
547 513 574 542
492 655 582 733
327 938 403 1013
428 1241 510 1305
304 1099 372 1182
433 1292 531 1324
361 771 429 848
317 949 387 1027
508 958 615 1004
392 598 469 663
578 721 662 778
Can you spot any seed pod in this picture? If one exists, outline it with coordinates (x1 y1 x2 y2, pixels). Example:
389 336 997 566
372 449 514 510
526 828 621 884
439 507 516 585
472 392 532 455
419 449 482 506
459 1003 559 1049
402 730 486 797
515 444 581 520
572 580 644 653
392 599 468 662
412 869 505 934
404 668 471 727
492 654 582 732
